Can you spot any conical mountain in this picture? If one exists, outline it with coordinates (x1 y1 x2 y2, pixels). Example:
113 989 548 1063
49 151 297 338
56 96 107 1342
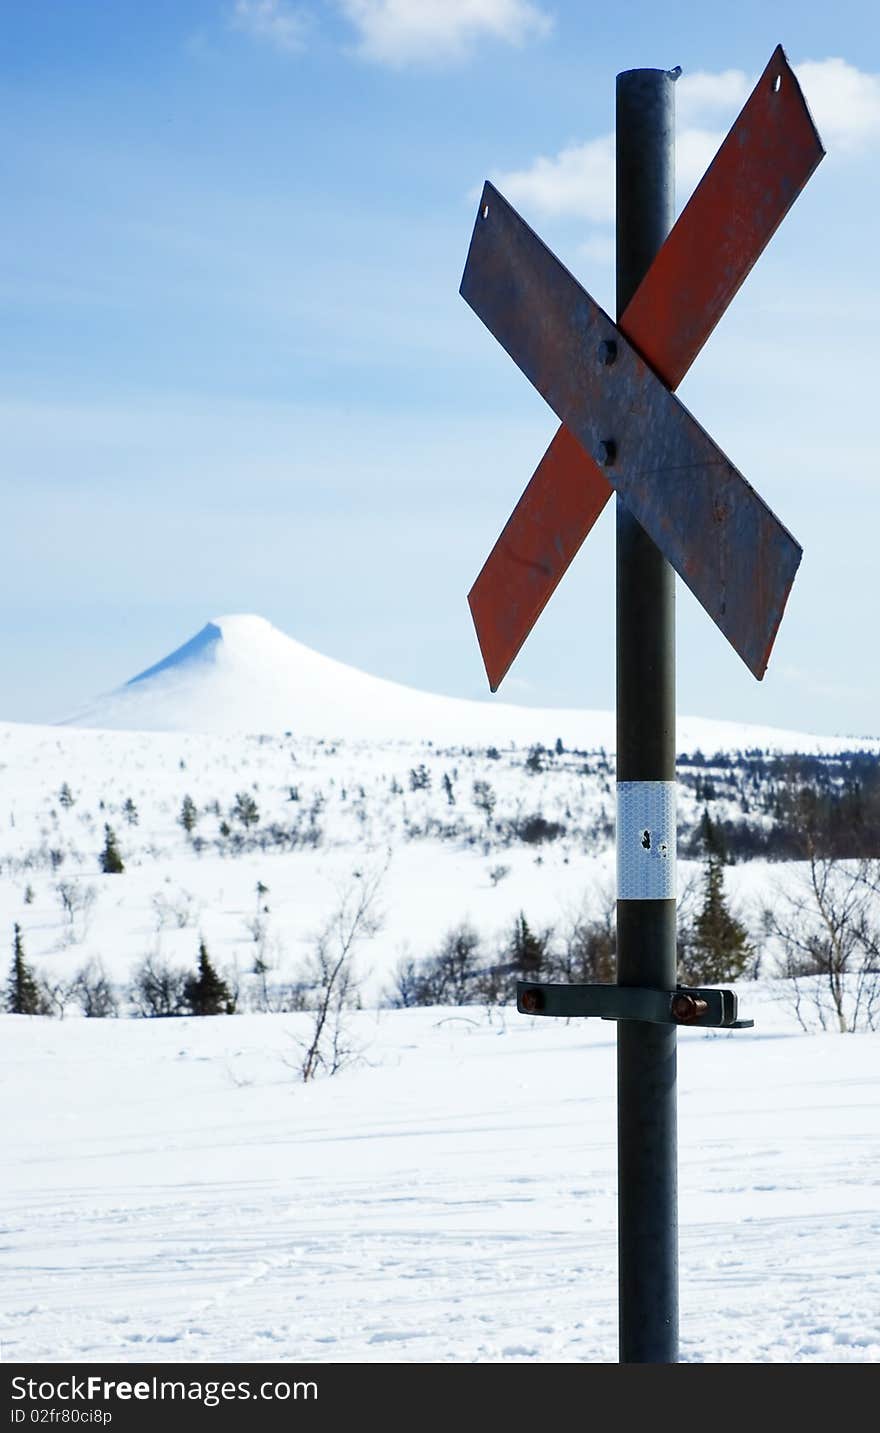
61 614 874 754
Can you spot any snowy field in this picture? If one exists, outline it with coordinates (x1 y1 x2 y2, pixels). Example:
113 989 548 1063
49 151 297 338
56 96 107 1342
2 988 878 1364
3 617 879 1364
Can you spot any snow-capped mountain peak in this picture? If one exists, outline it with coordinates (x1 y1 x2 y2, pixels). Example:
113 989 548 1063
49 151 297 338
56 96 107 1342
60 614 876 754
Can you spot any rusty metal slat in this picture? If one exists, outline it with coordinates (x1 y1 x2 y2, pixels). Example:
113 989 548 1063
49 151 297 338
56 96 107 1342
624 44 824 387
467 45 822 691
460 182 802 679
468 426 610 691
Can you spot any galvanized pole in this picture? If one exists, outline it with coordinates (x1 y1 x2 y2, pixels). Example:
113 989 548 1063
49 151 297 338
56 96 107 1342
615 67 679 1364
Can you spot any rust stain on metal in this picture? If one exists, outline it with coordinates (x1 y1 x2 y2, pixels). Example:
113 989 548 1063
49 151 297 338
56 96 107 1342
463 44 823 691
670 993 709 1024
520 987 545 1014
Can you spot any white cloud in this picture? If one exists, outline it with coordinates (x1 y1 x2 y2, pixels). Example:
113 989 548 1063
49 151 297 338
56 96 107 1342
485 57 880 230
677 58 880 156
489 127 715 223
675 69 749 126
795 58 880 153
231 0 310 53
339 0 552 67
492 133 613 222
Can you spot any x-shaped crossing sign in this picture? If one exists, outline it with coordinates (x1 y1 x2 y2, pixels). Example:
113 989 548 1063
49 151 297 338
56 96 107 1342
461 47 824 688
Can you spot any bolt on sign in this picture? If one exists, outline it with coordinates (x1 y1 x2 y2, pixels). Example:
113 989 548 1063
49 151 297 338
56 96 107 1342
458 47 824 1364
463 46 823 691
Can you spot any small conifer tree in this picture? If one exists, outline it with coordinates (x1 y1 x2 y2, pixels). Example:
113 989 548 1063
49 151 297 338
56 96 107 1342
184 940 234 1016
100 825 124 874
232 792 259 828
510 912 546 979
698 806 730 863
472 779 496 827
179 794 198 834
683 856 750 984
5 924 43 1015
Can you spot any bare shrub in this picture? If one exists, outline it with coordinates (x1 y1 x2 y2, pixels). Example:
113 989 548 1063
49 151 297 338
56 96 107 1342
38 975 75 1019
289 864 385 1081
763 856 880 1032
152 889 198 931
549 895 616 985
72 960 118 1018
385 951 423 1008
130 954 189 1018
55 881 97 944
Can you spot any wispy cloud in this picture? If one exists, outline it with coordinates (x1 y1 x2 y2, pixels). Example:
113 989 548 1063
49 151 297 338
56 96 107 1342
675 68 750 125
338 0 552 68
230 0 311 53
485 57 880 232
492 134 613 222
488 120 718 229
678 59 880 157
796 58 880 152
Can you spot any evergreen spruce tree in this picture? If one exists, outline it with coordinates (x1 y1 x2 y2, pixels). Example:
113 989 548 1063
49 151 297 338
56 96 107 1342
510 912 546 979
100 824 124 874
179 795 198 834
232 792 259 828
184 940 234 1016
698 805 730 863
5 924 43 1015
685 856 750 984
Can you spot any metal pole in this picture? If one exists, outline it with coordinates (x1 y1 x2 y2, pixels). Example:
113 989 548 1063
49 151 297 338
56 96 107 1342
615 67 678 1364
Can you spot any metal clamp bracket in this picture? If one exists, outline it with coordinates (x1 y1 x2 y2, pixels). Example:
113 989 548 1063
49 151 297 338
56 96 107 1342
516 982 754 1029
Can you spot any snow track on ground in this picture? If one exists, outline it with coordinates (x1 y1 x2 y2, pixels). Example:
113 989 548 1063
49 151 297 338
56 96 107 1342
2 993 878 1363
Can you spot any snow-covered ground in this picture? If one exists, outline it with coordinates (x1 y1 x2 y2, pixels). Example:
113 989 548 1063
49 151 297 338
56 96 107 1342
2 992 878 1363
2 614 878 1363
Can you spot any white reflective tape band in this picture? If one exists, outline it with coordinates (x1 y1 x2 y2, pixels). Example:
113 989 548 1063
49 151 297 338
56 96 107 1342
617 781 676 900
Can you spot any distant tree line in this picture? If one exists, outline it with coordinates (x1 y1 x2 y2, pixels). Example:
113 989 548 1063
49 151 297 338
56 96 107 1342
678 750 880 860
3 926 234 1020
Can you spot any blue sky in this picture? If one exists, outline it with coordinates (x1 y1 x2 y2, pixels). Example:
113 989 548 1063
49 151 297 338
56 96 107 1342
2 0 879 737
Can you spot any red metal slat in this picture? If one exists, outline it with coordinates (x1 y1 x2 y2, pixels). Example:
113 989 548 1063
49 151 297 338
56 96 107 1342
625 45 824 386
467 45 823 691
468 426 610 691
